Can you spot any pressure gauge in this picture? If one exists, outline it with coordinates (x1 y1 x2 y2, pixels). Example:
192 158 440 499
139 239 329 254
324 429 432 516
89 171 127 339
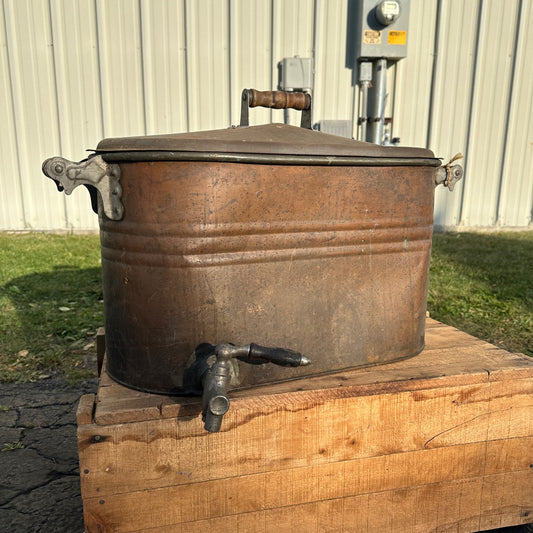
376 1 401 25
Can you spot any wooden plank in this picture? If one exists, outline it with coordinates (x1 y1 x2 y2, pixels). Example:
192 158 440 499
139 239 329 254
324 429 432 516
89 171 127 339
79 322 533 532
423 320 487 348
77 394 95 426
93 322 533 426
95 367 200 424
479 470 533 531
78 378 533 498
425 317 444 328
82 466 533 532
231 345 531 401
96 327 105 376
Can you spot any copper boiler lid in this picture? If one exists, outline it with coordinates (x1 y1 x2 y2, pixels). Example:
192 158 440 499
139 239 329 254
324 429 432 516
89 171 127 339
96 123 439 166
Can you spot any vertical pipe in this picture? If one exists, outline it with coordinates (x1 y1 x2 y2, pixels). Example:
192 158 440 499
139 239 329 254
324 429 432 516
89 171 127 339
360 80 368 141
369 58 387 144
426 0 445 150
358 60 372 141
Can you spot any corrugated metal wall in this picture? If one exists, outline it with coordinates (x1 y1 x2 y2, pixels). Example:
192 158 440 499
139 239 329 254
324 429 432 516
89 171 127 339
1 0 531 231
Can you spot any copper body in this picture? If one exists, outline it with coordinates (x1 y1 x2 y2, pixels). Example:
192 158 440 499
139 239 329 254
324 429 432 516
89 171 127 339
101 160 435 394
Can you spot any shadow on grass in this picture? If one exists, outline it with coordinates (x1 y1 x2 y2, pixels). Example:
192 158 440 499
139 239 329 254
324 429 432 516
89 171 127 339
1 266 103 382
3 231 531 382
429 232 533 356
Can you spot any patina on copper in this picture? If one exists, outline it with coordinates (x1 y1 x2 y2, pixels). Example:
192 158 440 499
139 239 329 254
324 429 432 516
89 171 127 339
44 117 454 396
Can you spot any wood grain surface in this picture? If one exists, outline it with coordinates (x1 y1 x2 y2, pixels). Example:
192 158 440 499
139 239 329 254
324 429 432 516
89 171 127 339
78 320 533 532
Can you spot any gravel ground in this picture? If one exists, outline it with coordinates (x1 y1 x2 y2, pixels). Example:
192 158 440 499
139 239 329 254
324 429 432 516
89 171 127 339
0 375 531 533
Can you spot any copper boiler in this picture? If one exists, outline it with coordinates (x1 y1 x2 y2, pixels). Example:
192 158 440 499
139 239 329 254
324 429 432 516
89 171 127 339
43 90 462 429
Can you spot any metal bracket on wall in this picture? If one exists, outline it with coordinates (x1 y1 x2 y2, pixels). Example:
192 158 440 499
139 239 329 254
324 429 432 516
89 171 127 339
42 155 124 220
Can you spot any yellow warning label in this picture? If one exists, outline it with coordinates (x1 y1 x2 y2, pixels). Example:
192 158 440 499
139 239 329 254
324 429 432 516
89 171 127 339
388 30 407 45
363 30 382 45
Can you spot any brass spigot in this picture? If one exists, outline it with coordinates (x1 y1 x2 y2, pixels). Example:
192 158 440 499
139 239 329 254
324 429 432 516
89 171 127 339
185 343 311 433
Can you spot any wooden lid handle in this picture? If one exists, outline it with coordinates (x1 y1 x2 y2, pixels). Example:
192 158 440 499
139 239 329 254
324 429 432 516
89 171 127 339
240 89 312 129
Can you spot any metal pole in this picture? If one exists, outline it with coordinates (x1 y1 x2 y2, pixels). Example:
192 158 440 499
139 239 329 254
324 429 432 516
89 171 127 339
360 81 368 141
358 61 372 142
369 58 387 144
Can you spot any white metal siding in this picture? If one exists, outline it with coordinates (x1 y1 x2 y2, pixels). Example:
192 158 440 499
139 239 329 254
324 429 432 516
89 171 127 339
460 0 521 227
50 0 104 229
0 1 25 230
498 0 533 227
229 0 273 126
426 0 481 228
0 0 531 230
314 0 357 131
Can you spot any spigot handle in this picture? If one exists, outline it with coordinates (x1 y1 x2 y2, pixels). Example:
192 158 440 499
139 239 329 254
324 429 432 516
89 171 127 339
247 343 311 367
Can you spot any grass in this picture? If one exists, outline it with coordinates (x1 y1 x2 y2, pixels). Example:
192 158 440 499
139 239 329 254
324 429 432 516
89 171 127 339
0 230 532 384
2 442 24 452
428 231 533 357
0 233 103 383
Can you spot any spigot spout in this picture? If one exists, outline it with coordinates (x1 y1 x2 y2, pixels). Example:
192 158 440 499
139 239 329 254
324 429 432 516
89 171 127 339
201 354 232 433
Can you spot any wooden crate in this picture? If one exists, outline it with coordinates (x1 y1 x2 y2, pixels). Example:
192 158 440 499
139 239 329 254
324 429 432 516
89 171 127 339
77 320 533 532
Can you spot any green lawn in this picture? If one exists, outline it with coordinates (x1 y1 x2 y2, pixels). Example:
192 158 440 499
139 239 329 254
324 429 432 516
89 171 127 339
428 231 533 357
0 233 103 383
0 230 532 383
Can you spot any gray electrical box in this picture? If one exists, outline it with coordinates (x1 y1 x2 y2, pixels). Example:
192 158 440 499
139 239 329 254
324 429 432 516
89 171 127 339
354 0 410 60
316 120 353 138
279 57 313 92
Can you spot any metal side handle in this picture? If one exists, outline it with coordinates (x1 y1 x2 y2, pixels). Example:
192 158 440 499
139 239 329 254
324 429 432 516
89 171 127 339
42 155 124 220
435 153 464 191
